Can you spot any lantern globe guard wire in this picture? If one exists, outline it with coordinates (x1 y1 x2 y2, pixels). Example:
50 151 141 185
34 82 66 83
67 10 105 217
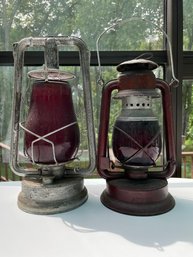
19 121 78 165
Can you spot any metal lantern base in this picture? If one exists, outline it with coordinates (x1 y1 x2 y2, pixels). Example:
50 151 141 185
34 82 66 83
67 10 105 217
101 178 175 216
18 177 88 215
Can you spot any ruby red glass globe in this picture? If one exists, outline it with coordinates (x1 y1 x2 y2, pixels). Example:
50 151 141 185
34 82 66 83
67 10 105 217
24 80 80 164
112 119 162 167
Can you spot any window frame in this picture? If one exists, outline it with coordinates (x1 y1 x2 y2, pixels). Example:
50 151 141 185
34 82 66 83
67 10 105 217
0 0 191 177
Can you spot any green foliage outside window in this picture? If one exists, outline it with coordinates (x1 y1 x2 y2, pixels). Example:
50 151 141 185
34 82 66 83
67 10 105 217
1 1 193 178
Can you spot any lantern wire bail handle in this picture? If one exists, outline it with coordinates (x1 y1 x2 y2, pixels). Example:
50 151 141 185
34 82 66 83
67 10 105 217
96 17 179 88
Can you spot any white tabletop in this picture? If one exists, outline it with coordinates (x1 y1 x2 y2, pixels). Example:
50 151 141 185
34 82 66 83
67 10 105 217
0 178 193 257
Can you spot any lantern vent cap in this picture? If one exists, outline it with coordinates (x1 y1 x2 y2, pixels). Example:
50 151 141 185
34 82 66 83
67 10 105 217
28 68 75 81
117 59 158 72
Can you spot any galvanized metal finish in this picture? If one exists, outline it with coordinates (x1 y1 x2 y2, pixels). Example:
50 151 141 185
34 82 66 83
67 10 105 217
122 95 152 110
10 36 96 177
18 177 87 215
10 37 96 214
114 89 160 98
115 94 159 122
27 69 75 81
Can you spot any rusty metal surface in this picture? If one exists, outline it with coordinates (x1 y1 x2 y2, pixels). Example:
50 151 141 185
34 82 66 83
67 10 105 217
18 177 88 215
10 36 96 177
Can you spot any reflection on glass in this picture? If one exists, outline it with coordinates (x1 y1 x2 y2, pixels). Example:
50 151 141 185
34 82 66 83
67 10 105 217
183 0 193 50
182 80 193 177
0 1 163 51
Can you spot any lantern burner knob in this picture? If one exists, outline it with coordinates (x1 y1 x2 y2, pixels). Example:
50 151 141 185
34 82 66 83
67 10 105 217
117 58 158 72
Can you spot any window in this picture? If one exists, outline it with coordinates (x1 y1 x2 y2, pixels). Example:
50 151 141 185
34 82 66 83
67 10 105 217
0 1 163 50
181 1 193 177
0 0 190 179
183 0 193 51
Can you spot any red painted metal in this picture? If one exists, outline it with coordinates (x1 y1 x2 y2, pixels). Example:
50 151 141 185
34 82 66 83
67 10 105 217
101 178 175 216
97 80 121 179
97 68 176 178
154 79 176 178
97 60 176 215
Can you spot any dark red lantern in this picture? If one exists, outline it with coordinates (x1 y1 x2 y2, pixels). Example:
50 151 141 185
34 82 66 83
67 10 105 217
10 37 96 215
97 58 176 216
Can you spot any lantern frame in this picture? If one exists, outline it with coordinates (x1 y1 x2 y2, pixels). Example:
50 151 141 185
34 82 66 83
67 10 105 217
97 68 176 179
96 18 178 216
97 59 176 216
9 36 96 214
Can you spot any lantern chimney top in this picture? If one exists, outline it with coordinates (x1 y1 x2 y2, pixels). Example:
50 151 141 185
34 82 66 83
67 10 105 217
117 59 158 72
